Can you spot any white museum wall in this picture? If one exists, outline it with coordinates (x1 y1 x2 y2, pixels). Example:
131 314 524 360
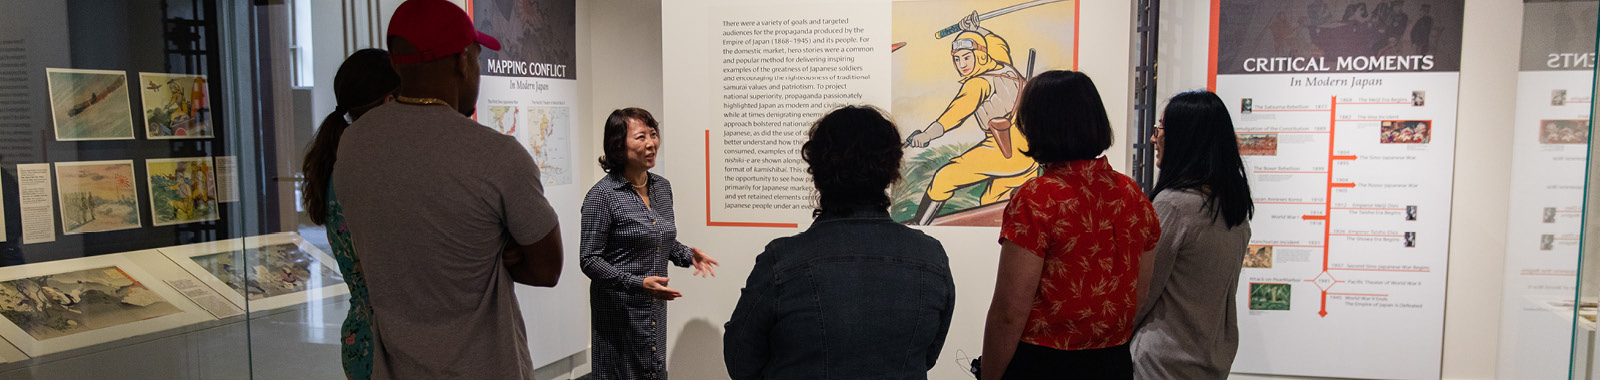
657 1 1136 379
1158 1 1520 379
300 0 1539 379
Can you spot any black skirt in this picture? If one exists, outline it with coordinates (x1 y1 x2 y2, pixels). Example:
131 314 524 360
1003 342 1132 379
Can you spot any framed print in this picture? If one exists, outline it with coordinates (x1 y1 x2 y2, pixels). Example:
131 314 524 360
158 233 347 312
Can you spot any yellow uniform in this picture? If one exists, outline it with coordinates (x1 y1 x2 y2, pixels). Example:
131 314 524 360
925 32 1038 205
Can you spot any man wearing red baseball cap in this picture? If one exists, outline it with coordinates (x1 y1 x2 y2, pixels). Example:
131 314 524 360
333 1 564 379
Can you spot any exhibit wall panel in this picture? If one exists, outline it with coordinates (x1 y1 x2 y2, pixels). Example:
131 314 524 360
661 1 1131 379
1161 0 1519 379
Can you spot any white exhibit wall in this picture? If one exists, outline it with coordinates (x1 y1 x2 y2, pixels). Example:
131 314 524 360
657 1 1135 379
1158 1 1519 379
597 0 1534 379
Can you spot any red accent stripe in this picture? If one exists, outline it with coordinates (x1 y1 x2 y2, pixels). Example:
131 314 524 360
1206 0 1220 91
705 130 799 229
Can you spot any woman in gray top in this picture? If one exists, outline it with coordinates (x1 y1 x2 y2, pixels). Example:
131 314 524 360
1132 90 1254 379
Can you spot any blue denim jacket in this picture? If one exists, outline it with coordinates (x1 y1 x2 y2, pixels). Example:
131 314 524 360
724 207 956 380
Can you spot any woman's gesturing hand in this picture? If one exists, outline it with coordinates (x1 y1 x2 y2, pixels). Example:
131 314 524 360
690 247 719 278
643 276 682 300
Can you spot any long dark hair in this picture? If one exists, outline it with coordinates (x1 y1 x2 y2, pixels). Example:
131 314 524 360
303 49 400 225
597 107 659 173
1150 90 1253 228
801 105 902 215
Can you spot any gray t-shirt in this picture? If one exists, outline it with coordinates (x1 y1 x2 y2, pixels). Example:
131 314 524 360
333 102 557 380
1131 189 1251 380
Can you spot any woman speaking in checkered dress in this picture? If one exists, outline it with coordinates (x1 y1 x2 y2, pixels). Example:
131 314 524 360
580 108 719 380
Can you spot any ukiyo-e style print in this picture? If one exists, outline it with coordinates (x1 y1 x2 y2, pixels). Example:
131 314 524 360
1237 133 1279 155
1539 119 1589 144
46 68 136 141
139 73 213 139
1244 245 1274 269
1379 120 1431 144
54 160 142 235
147 157 219 226
892 0 1075 226
189 243 344 301
0 266 181 341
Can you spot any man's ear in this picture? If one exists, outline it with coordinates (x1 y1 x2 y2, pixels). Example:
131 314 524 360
459 53 472 80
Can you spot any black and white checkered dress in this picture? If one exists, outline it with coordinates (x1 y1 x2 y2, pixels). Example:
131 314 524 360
580 172 693 380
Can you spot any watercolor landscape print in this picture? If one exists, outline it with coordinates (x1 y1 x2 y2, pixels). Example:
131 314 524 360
55 161 141 234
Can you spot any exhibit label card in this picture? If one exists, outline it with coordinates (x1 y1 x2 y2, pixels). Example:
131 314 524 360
17 163 54 244
214 156 240 203
164 278 244 319
1495 1 1597 378
1211 1 1464 379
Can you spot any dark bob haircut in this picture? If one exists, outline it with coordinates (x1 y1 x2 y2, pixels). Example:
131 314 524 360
1015 70 1114 163
597 107 659 173
802 105 903 215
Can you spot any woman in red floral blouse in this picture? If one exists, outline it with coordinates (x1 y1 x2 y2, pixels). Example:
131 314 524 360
980 70 1161 379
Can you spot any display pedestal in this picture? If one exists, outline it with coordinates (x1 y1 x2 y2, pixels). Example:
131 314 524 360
0 295 347 379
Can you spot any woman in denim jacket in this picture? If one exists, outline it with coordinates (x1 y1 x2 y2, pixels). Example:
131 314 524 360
724 105 957 379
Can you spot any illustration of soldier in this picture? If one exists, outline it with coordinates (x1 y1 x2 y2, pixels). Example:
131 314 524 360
902 8 1041 226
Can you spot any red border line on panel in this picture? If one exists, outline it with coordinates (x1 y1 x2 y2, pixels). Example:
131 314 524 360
1206 0 1220 91
704 130 799 229
1257 201 1324 205
1236 131 1330 134
1328 268 1431 272
1322 96 1337 272
1327 293 1389 297
1072 0 1080 70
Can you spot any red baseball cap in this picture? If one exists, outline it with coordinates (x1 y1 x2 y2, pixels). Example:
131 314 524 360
387 0 501 64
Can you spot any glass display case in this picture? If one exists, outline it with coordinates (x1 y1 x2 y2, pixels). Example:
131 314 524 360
0 0 345 378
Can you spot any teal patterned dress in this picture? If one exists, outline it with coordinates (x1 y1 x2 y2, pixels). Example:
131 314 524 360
326 186 374 380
